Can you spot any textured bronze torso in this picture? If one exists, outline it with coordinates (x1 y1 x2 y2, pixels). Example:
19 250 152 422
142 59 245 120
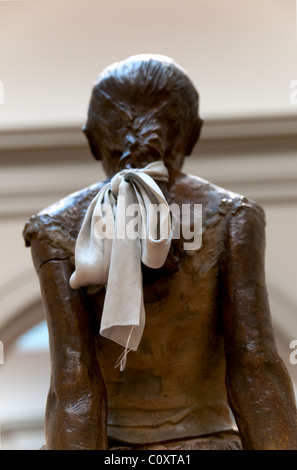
94 249 234 443
24 170 250 444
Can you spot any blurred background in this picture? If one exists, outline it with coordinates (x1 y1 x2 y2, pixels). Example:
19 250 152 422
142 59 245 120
0 0 296 450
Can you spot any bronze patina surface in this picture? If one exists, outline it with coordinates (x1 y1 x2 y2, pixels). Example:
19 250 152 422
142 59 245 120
24 55 297 450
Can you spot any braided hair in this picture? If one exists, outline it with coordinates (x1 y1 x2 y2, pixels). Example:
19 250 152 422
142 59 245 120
84 54 202 169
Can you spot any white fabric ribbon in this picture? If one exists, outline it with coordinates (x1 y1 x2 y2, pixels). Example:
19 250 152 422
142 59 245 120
70 161 172 370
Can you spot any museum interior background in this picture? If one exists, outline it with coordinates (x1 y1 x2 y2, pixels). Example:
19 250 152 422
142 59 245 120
0 0 296 449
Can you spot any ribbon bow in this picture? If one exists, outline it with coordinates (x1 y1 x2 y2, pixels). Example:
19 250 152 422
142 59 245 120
70 161 172 370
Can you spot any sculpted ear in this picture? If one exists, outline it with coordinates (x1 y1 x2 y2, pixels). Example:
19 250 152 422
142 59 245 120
83 125 102 161
185 117 203 156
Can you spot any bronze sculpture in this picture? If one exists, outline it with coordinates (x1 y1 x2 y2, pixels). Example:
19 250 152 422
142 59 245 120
23 54 297 450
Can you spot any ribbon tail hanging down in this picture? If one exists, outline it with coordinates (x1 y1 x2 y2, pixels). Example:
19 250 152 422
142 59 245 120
69 161 172 370
100 180 145 363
